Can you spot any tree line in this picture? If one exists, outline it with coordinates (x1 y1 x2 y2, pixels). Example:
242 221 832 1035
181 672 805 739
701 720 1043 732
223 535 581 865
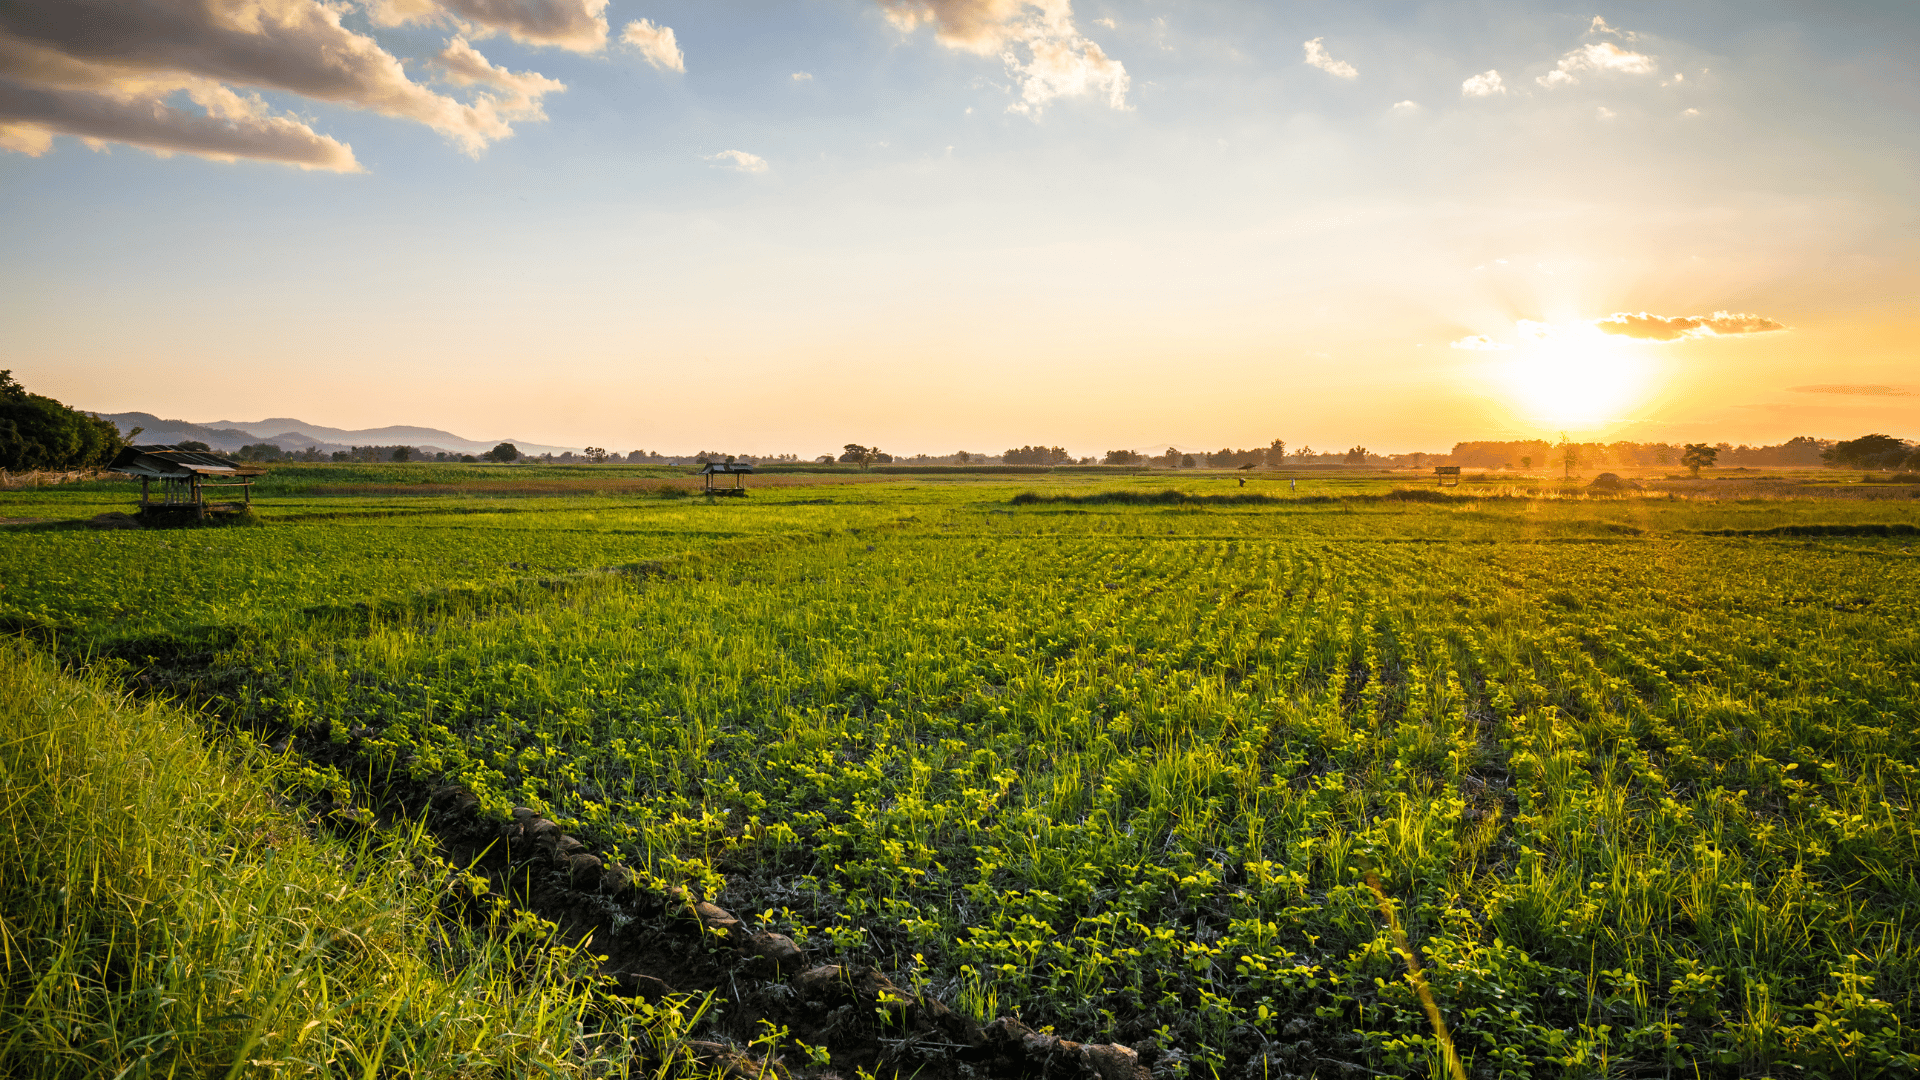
0 370 131 471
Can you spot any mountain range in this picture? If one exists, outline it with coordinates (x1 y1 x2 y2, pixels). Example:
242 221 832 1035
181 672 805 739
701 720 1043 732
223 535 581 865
92 412 579 457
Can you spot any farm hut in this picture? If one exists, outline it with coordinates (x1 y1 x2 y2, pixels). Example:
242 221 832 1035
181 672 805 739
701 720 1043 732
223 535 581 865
699 461 753 496
1434 465 1461 487
108 444 266 520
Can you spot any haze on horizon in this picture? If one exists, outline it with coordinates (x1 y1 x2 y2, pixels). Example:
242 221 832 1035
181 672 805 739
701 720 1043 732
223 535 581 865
2 1 1914 458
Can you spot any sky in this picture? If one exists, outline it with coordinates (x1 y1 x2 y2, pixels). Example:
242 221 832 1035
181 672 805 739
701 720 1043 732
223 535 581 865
2 0 1916 457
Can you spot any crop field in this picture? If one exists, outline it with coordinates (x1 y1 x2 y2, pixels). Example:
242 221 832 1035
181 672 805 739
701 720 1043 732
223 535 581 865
5 467 1920 1079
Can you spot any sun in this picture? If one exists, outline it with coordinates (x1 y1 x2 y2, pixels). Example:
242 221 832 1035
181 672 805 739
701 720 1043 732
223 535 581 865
1500 325 1652 428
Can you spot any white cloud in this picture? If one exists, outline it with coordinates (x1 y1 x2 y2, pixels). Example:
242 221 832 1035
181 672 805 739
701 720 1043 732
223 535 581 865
706 149 767 172
436 36 565 104
1590 15 1620 36
792 71 814 81
876 1 1130 114
1596 105 1615 119
1094 17 1115 29
621 19 684 73
371 0 611 53
1302 38 1357 79
1461 70 1506 97
1450 335 1510 351
1538 40 1655 87
0 0 573 170
1681 107 1700 117
1390 99 1419 112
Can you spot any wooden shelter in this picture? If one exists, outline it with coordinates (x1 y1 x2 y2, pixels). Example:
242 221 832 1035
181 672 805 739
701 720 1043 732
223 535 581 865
1434 465 1461 487
699 461 753 496
108 444 266 520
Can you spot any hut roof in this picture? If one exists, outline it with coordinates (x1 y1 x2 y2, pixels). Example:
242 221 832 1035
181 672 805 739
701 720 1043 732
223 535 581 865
697 461 755 474
109 444 267 479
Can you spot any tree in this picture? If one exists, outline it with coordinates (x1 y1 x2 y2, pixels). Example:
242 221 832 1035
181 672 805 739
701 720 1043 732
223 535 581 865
1104 449 1142 465
583 446 610 464
1520 455 1532 471
1269 438 1286 462
1180 453 1196 468
1295 445 1315 460
484 442 519 462
839 444 886 467
1824 433 1910 469
1344 445 1368 464
0 370 132 471
1557 432 1578 479
1004 445 1070 465
1682 443 1718 477
391 446 412 462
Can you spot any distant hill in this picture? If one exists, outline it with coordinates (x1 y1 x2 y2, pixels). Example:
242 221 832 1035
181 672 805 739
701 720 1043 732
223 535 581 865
92 412 578 457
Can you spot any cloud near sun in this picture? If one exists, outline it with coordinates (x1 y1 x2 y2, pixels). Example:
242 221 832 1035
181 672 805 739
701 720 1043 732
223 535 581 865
1593 311 1789 341
0 0 677 170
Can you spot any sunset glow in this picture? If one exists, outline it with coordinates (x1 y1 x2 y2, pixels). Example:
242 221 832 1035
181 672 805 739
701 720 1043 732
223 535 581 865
1499 328 1655 429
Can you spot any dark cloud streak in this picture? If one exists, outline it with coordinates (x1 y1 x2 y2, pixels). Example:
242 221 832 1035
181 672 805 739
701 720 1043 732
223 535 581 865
1789 384 1912 397
0 75 357 169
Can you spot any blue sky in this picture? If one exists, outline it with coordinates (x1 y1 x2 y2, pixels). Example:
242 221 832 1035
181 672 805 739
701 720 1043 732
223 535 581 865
3 1 1915 455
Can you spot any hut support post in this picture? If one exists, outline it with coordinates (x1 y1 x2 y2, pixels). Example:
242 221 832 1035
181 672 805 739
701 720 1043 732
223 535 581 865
193 477 204 520
140 476 149 511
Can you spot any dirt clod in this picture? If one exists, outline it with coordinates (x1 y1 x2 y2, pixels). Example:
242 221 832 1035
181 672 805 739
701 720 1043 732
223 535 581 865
1084 1042 1151 1080
746 931 804 967
693 900 743 941
792 964 847 999
567 853 601 886
600 863 635 895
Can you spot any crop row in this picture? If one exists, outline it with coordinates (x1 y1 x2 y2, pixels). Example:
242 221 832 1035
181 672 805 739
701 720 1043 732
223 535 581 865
178 528 1920 1077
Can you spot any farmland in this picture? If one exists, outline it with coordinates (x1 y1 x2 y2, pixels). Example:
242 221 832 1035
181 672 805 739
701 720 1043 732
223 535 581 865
5 466 1920 1078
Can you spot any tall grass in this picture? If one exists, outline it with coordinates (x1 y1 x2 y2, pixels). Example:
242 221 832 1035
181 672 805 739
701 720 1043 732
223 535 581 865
0 642 689 1079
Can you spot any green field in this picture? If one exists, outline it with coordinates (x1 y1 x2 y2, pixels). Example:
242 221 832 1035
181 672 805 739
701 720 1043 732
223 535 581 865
5 464 1919 1079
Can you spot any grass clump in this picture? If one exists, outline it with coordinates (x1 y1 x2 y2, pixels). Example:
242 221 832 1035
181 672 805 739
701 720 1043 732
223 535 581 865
0 642 667 1079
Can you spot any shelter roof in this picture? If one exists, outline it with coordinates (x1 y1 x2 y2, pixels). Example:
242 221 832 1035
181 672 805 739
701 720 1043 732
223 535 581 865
698 462 755 474
109 444 267 479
